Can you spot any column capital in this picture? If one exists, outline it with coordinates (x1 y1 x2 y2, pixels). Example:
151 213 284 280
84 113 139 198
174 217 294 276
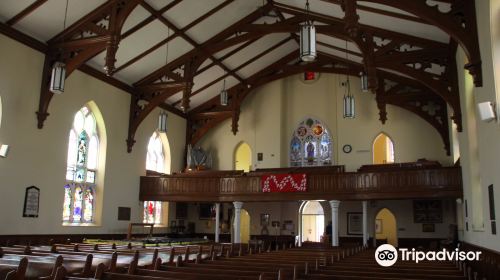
329 200 341 209
456 198 463 204
233 201 244 209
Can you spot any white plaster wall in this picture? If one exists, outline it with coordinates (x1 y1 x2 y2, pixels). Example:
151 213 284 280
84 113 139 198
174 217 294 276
199 73 452 172
455 0 500 252
0 34 186 235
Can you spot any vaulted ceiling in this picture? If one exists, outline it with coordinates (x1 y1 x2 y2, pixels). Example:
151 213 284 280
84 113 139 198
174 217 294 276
0 0 482 154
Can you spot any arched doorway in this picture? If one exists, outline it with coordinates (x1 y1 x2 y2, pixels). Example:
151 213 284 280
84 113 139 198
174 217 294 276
375 208 398 247
234 142 252 172
373 133 395 164
300 201 325 243
240 209 251 244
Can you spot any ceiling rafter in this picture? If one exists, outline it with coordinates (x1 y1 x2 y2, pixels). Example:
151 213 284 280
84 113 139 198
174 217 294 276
121 0 182 39
6 0 48 26
115 0 234 74
172 35 294 106
139 1 244 84
134 3 275 86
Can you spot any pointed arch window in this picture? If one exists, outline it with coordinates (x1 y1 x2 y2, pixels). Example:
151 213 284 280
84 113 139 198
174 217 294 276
63 106 98 223
144 132 167 224
290 118 333 167
146 132 165 173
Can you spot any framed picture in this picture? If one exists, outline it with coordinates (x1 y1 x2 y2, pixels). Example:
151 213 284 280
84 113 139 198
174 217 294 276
413 200 443 223
23 186 40 218
375 219 383 234
347 212 363 235
422 223 435 233
260 214 270 226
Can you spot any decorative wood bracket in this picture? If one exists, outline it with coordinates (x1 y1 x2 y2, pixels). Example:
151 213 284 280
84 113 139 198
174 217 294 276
36 0 141 129
356 0 482 86
126 82 185 153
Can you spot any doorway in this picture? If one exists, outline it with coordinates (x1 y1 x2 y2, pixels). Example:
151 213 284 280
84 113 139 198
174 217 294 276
373 133 395 164
300 201 325 243
375 208 398 247
234 142 252 172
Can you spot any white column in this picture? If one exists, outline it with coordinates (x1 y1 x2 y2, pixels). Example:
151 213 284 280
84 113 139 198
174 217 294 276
329 200 341 247
233 201 244 243
362 201 368 247
215 203 221 243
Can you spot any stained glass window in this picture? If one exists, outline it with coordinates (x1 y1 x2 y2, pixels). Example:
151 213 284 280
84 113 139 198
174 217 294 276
143 201 162 224
63 106 98 223
290 118 333 167
143 132 166 224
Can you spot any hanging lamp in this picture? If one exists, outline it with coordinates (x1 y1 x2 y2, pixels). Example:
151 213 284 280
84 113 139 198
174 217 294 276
343 41 355 118
158 111 168 133
49 0 69 94
220 78 228 106
360 71 368 92
300 0 316 62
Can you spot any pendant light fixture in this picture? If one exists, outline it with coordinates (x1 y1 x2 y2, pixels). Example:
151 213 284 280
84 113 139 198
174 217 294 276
157 26 170 133
343 41 355 119
360 71 368 92
158 110 168 133
220 77 228 106
300 0 316 62
49 0 69 94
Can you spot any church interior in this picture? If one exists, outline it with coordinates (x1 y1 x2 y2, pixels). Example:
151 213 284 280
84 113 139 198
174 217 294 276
0 0 499 279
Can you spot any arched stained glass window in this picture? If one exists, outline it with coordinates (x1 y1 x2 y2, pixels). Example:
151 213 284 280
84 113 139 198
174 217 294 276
146 132 165 173
144 132 167 225
63 106 98 223
290 118 333 167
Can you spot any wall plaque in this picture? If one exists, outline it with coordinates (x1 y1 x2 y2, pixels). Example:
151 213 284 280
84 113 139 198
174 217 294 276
23 186 40 218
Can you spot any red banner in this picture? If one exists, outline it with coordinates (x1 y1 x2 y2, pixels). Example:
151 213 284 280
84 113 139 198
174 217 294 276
261 173 307 193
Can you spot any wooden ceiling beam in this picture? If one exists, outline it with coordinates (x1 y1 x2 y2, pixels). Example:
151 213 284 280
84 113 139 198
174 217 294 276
331 0 482 86
173 36 293 106
140 1 244 84
319 0 428 24
122 0 182 39
116 0 234 75
197 38 258 74
135 2 274 86
6 0 48 26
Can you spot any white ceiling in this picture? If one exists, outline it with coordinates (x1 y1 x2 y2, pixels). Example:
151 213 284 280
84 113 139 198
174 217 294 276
0 0 452 111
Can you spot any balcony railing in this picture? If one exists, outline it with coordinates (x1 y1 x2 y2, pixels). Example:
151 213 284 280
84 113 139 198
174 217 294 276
139 166 462 202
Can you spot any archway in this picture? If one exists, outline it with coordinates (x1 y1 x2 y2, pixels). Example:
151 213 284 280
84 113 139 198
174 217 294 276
300 201 325 243
240 209 251 244
375 208 398 247
373 133 395 164
234 142 252 172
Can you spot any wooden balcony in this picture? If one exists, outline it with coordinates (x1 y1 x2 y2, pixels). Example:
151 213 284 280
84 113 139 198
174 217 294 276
139 165 462 202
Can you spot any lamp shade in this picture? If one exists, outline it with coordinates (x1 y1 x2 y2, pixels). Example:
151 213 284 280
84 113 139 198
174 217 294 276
50 62 66 94
158 111 168 133
343 94 355 119
220 89 228 106
300 22 316 62
360 72 368 92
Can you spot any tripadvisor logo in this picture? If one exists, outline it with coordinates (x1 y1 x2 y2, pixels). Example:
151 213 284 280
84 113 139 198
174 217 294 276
375 244 398 267
375 244 482 267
